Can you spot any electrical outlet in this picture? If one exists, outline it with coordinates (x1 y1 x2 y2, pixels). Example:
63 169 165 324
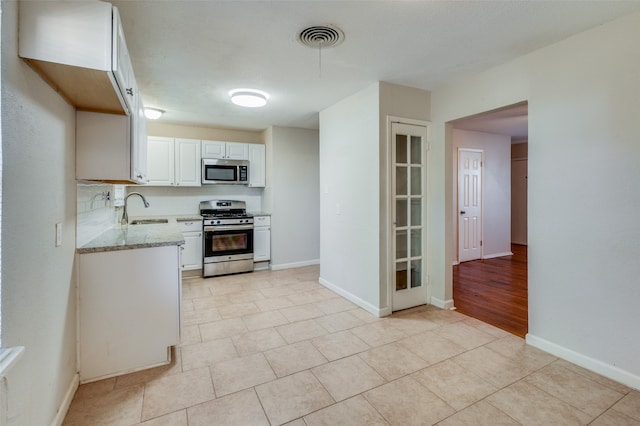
55 223 63 247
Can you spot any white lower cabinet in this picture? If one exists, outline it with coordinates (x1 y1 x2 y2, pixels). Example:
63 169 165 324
177 220 203 271
78 245 181 383
253 215 271 263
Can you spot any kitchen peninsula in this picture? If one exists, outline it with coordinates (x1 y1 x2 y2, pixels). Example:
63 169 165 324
76 219 186 383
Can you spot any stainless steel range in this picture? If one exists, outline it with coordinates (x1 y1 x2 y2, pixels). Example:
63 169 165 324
200 200 254 277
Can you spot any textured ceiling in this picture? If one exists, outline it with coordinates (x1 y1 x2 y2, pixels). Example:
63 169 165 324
112 1 640 132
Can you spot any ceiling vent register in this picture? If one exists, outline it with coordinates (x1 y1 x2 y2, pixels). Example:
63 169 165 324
297 25 345 48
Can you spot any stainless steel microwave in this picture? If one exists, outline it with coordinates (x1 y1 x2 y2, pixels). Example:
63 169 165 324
202 159 249 185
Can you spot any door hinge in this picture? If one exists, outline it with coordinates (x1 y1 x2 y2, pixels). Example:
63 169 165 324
480 240 483 246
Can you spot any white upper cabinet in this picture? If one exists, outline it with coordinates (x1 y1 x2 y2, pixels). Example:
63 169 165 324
19 2 136 115
131 81 148 183
147 137 175 186
248 144 266 187
21 1 149 184
174 139 202 186
76 110 148 185
113 11 136 114
147 137 201 187
201 141 226 159
202 141 249 160
226 143 249 160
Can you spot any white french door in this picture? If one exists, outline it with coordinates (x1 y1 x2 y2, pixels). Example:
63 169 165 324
458 149 483 262
392 122 428 311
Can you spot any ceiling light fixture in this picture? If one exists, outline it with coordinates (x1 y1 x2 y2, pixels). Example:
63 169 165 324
229 89 269 108
144 107 165 120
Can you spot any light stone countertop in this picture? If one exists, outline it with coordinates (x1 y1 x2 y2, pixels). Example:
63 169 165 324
76 215 200 254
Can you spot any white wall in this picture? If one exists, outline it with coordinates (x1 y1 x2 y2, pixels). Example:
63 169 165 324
320 83 381 312
431 12 640 388
77 182 118 247
124 185 264 217
320 82 430 315
1 2 78 424
265 126 319 269
452 129 511 261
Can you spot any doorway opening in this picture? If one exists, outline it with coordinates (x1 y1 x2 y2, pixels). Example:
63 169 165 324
450 102 528 337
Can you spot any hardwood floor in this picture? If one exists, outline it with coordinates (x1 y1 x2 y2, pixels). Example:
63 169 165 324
453 244 528 338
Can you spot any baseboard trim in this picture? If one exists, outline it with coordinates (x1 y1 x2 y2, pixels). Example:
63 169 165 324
253 261 270 271
526 334 640 391
318 277 388 317
51 373 79 426
482 251 514 259
430 297 455 310
270 259 320 271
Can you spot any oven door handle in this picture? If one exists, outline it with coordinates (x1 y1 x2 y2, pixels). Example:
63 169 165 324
204 224 254 232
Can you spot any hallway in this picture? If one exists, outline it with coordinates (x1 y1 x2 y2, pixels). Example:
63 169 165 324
453 245 528 338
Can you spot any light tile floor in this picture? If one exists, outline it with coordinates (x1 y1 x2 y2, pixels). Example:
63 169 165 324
64 265 640 425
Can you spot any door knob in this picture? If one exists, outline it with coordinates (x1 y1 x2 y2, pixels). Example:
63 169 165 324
460 211 466 215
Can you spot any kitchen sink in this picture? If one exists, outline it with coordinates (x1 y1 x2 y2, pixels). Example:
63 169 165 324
130 219 168 225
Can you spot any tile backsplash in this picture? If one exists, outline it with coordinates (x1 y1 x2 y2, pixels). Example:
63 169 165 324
77 182 118 247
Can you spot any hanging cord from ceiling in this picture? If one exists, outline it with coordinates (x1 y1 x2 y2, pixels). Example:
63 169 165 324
297 24 345 78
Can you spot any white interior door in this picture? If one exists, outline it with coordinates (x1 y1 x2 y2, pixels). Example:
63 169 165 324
458 149 483 262
392 122 428 311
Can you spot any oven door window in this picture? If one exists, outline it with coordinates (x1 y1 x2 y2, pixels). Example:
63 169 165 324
205 229 253 257
205 165 237 182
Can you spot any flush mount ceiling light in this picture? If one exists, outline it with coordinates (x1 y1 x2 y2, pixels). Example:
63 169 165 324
144 107 164 120
229 89 269 108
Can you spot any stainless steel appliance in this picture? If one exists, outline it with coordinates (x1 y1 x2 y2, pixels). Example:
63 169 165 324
200 200 254 277
202 159 249 185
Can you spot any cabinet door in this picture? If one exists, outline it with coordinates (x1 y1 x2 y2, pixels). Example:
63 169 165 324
78 246 180 382
181 231 203 270
253 226 271 262
175 139 201 186
226 142 249 160
248 144 266 187
147 137 174 186
201 140 226 159
112 8 134 114
76 111 132 182
131 88 148 183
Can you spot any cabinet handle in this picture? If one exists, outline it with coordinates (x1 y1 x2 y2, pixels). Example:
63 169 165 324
126 88 134 96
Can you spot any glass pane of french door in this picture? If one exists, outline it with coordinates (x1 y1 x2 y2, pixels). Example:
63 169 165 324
392 122 428 311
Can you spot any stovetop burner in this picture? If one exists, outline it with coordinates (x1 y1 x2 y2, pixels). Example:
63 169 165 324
200 199 253 226
201 212 253 219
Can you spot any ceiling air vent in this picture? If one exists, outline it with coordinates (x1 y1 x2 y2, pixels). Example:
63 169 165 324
297 25 344 48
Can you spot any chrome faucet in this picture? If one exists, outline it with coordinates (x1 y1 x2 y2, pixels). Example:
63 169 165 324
121 192 150 225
